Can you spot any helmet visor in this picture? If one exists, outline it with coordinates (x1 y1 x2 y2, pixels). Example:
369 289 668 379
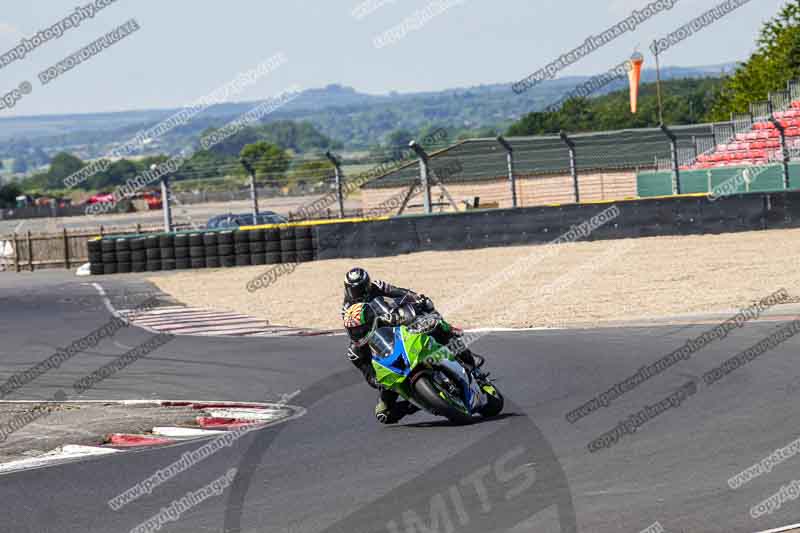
345 281 368 301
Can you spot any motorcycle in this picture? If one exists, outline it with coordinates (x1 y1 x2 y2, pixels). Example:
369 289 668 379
353 297 504 425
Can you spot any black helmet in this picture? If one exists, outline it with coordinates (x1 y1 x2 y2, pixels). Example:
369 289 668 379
344 267 371 301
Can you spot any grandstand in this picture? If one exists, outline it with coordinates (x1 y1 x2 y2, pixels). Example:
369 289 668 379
688 79 800 169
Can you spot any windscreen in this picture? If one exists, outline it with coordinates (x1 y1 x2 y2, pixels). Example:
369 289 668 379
368 327 396 359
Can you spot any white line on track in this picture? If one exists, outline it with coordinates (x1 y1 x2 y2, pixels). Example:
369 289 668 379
0 445 119 475
756 523 800 533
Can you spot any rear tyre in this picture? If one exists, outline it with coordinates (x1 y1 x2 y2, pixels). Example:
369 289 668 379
412 373 474 425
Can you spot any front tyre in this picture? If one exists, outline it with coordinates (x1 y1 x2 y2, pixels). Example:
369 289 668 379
412 373 474 425
478 383 504 418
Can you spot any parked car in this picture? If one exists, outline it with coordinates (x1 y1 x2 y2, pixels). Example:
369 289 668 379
86 193 114 204
206 211 287 229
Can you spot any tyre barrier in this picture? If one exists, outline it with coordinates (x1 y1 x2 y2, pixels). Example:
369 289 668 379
87 226 320 276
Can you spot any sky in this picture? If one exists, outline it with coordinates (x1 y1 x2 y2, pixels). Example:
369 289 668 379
0 0 789 117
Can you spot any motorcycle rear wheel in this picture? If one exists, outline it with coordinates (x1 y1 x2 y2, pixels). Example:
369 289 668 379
412 373 474 425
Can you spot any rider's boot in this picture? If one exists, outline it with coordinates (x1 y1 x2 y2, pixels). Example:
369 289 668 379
375 399 393 424
375 399 419 424
375 389 419 424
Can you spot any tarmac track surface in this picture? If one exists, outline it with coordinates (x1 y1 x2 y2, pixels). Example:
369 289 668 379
0 272 799 533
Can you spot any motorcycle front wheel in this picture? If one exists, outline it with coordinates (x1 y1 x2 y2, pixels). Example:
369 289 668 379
478 383 504 418
412 372 474 425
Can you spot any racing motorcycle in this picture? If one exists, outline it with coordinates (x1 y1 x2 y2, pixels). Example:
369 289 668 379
353 296 504 425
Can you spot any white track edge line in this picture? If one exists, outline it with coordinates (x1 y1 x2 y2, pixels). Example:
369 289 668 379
755 523 800 533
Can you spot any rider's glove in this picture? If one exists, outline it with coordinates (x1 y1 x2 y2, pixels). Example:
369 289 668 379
417 294 434 313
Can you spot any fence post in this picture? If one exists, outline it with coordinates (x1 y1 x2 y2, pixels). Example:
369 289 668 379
13 233 19 273
496 136 517 208
325 151 344 218
559 131 579 203
326 151 345 218
660 124 682 195
156 163 173 233
63 228 70 269
769 116 791 190
409 140 432 214
26 230 33 272
240 159 260 225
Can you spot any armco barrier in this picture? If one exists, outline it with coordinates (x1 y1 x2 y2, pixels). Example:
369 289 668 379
86 191 800 274
313 190 800 260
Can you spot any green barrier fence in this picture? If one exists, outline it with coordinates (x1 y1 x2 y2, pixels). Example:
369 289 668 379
637 163 800 198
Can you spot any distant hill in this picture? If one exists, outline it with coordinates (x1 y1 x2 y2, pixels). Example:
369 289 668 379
0 62 737 166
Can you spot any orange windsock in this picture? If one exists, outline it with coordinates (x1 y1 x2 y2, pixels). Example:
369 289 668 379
628 52 644 114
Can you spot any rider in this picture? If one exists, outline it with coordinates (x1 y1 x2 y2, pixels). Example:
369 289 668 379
341 267 479 424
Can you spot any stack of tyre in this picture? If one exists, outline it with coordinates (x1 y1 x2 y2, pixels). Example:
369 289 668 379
285 225 314 263
87 239 106 275
87 226 316 275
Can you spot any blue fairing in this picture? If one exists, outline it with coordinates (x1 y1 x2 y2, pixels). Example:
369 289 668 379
372 328 411 377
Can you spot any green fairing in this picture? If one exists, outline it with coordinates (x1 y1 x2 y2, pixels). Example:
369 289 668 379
371 326 454 399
